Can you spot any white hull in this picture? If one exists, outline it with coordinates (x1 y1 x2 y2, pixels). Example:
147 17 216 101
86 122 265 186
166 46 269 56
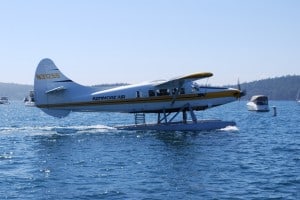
0 100 9 104
246 102 269 112
25 101 36 107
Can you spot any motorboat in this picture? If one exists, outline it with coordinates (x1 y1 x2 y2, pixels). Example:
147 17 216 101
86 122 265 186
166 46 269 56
24 91 35 107
247 95 269 112
0 97 9 104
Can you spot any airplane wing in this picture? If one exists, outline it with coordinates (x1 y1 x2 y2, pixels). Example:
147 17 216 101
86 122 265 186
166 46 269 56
154 72 213 88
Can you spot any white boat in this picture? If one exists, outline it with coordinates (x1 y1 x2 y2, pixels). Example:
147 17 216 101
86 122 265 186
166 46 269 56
297 90 300 104
24 91 35 107
0 97 9 104
247 95 269 112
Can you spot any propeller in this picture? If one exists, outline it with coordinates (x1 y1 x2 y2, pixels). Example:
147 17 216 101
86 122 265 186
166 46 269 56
237 78 246 99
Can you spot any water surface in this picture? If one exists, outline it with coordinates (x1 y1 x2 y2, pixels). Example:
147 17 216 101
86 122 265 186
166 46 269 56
0 101 299 199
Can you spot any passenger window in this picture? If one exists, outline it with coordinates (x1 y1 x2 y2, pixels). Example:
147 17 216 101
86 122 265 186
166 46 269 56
156 90 162 96
148 90 155 97
172 88 178 95
180 88 185 94
171 88 185 95
136 91 140 98
159 89 170 96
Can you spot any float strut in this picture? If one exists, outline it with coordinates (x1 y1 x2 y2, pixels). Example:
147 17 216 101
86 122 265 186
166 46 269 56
188 106 197 123
182 111 187 123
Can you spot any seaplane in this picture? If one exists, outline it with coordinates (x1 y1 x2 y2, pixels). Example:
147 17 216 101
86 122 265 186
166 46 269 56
34 58 245 131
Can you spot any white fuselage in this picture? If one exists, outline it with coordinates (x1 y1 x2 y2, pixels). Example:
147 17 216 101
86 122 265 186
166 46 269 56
33 58 244 118
38 81 240 113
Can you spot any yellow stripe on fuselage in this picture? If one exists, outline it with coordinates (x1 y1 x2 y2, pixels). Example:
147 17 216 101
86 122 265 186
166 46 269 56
37 90 237 109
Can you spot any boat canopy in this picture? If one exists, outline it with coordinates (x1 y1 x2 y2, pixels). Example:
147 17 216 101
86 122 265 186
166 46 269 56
249 95 269 105
250 95 268 101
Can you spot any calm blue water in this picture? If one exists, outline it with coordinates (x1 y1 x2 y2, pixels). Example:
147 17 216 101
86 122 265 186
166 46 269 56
0 101 299 199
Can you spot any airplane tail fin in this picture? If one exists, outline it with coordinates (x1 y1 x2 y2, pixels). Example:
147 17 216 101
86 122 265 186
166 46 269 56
34 58 94 118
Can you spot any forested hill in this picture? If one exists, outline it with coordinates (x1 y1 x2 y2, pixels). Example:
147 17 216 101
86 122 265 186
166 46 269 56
1 75 299 101
0 82 33 100
233 75 300 100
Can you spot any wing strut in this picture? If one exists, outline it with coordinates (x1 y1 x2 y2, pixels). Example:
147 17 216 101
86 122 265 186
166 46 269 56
171 83 183 105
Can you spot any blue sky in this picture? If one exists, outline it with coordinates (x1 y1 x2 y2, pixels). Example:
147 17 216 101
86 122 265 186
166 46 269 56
0 0 299 86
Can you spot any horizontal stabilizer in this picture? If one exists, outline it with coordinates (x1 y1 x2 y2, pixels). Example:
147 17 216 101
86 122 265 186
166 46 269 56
45 86 66 94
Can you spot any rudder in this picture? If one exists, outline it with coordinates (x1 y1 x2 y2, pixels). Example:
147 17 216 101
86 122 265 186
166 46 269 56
34 58 75 117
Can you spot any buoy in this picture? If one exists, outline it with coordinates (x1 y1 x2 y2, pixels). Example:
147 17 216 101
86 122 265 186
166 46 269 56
272 106 277 116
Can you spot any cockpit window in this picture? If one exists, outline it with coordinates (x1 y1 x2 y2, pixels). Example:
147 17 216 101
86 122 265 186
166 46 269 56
172 88 185 95
192 82 200 92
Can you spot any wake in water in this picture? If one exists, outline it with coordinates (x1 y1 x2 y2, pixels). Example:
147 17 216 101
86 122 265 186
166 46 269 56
0 124 117 136
219 125 239 132
53 125 116 134
0 124 240 136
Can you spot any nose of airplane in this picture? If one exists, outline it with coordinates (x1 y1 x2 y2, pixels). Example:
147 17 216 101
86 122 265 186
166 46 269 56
239 89 246 97
232 88 246 99
233 79 246 99
233 88 246 99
